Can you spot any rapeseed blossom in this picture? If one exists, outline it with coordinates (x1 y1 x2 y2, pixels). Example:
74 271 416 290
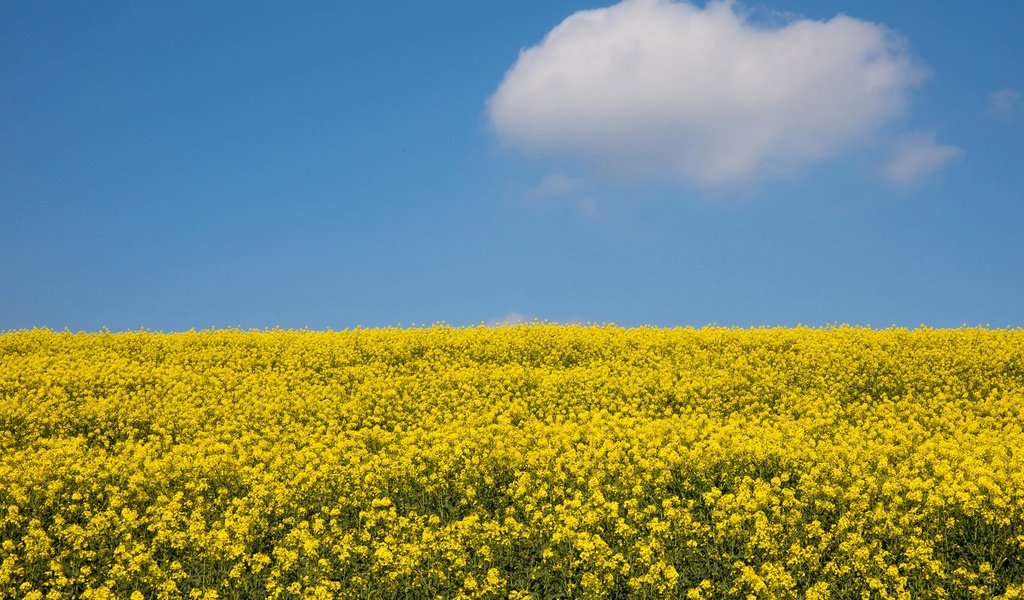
1 325 1023 598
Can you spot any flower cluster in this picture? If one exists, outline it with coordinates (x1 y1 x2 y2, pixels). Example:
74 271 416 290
1 325 1023 598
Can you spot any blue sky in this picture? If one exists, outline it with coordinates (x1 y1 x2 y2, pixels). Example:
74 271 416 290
2 1 1022 331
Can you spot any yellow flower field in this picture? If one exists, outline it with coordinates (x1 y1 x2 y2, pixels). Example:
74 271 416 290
2 326 1023 599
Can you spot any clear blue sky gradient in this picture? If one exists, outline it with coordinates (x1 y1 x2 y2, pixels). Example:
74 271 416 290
2 1 1022 330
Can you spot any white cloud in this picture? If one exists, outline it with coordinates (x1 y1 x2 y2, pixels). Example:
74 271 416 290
878 132 963 185
488 0 928 186
526 173 586 200
573 197 604 220
490 311 533 326
487 311 593 326
525 173 605 219
988 88 1023 118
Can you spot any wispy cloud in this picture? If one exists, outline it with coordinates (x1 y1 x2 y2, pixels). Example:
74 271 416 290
988 88 1023 119
489 311 533 326
525 173 604 219
489 0 927 186
526 173 586 201
573 197 603 220
487 311 592 326
878 132 963 185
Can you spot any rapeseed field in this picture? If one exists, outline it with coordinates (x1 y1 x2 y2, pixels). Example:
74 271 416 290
1 326 1023 599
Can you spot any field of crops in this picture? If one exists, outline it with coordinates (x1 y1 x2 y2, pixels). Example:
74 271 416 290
2 326 1024 599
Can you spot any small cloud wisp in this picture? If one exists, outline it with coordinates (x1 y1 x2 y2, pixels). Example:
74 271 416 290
988 88 1023 119
878 132 963 186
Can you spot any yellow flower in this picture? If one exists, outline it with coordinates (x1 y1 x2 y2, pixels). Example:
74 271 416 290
2 326 1022 598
